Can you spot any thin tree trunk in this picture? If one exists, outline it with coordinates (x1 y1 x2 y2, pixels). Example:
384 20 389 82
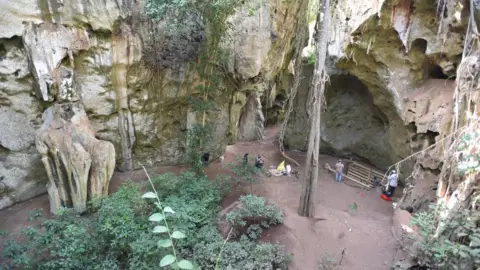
298 0 331 217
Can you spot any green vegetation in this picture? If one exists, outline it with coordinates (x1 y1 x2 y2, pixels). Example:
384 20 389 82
1 172 290 269
226 194 283 239
228 156 262 191
406 129 480 269
409 205 480 269
317 252 339 270
307 51 317 65
144 0 249 173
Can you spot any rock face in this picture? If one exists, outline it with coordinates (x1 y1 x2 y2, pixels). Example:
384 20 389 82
287 0 464 178
36 103 115 214
0 0 307 210
237 93 265 141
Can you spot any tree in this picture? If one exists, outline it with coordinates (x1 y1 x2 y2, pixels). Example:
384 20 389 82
298 0 331 217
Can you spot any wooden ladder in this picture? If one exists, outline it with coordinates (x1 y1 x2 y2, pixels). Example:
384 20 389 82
324 161 385 189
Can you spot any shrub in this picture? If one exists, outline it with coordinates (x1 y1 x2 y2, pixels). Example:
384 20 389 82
192 234 291 270
228 156 262 191
318 252 339 270
226 195 283 228
409 204 480 269
1 172 292 270
0 183 152 270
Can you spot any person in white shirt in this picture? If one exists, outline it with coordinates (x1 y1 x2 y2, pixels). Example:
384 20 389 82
385 170 398 197
286 164 292 176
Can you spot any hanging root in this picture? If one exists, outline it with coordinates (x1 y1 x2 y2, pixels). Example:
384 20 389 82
277 0 308 168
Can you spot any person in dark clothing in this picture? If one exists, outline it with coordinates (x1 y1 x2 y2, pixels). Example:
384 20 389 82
373 176 381 187
255 155 264 168
243 153 249 165
201 152 210 166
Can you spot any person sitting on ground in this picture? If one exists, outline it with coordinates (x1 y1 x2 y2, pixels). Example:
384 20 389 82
384 170 398 197
201 152 210 167
243 153 249 165
335 159 344 182
286 164 292 176
255 155 264 168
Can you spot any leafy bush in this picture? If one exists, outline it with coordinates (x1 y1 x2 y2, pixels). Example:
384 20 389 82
318 252 339 270
192 235 291 270
409 204 480 269
2 172 291 269
228 156 262 191
226 194 283 240
0 183 151 270
183 123 216 175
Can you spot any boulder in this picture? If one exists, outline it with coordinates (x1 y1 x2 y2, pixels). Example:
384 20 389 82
391 209 420 268
35 103 115 214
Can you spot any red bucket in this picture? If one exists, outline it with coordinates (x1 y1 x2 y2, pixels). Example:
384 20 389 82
380 193 392 201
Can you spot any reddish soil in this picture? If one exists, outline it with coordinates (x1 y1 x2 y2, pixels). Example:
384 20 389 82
0 127 397 269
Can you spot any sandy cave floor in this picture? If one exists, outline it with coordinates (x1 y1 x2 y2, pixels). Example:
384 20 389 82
0 127 398 270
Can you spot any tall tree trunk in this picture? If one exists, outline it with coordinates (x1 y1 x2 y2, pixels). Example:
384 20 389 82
298 0 331 217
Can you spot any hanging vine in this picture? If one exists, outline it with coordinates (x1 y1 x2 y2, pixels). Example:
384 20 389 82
277 0 309 167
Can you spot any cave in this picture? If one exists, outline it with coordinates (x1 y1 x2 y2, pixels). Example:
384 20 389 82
264 93 287 126
285 66 398 169
411 38 427 54
1 1 478 269
321 74 394 166
0 43 6 61
428 64 449 79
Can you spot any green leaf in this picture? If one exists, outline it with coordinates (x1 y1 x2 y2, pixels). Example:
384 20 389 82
158 239 173 248
142 192 157 199
160 254 176 267
149 213 165 222
171 231 186 239
164 206 175 214
153 226 169 234
178 260 194 269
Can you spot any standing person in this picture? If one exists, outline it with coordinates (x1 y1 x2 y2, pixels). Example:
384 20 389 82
373 176 381 187
243 153 249 165
386 170 398 197
201 152 210 167
335 160 344 182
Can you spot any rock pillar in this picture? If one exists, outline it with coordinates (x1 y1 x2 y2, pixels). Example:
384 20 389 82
36 103 115 214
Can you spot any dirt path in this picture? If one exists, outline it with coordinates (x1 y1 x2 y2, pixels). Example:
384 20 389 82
0 127 396 269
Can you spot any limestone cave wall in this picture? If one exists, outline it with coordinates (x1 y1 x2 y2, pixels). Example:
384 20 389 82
0 0 307 210
286 0 465 210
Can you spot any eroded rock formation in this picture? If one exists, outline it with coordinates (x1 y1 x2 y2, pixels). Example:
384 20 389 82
36 103 115 214
0 0 308 210
287 0 465 180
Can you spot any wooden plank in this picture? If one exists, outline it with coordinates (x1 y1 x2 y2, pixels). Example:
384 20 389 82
350 162 386 182
351 162 384 176
348 168 371 178
347 170 369 181
348 169 370 178
350 164 370 173
325 164 372 189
